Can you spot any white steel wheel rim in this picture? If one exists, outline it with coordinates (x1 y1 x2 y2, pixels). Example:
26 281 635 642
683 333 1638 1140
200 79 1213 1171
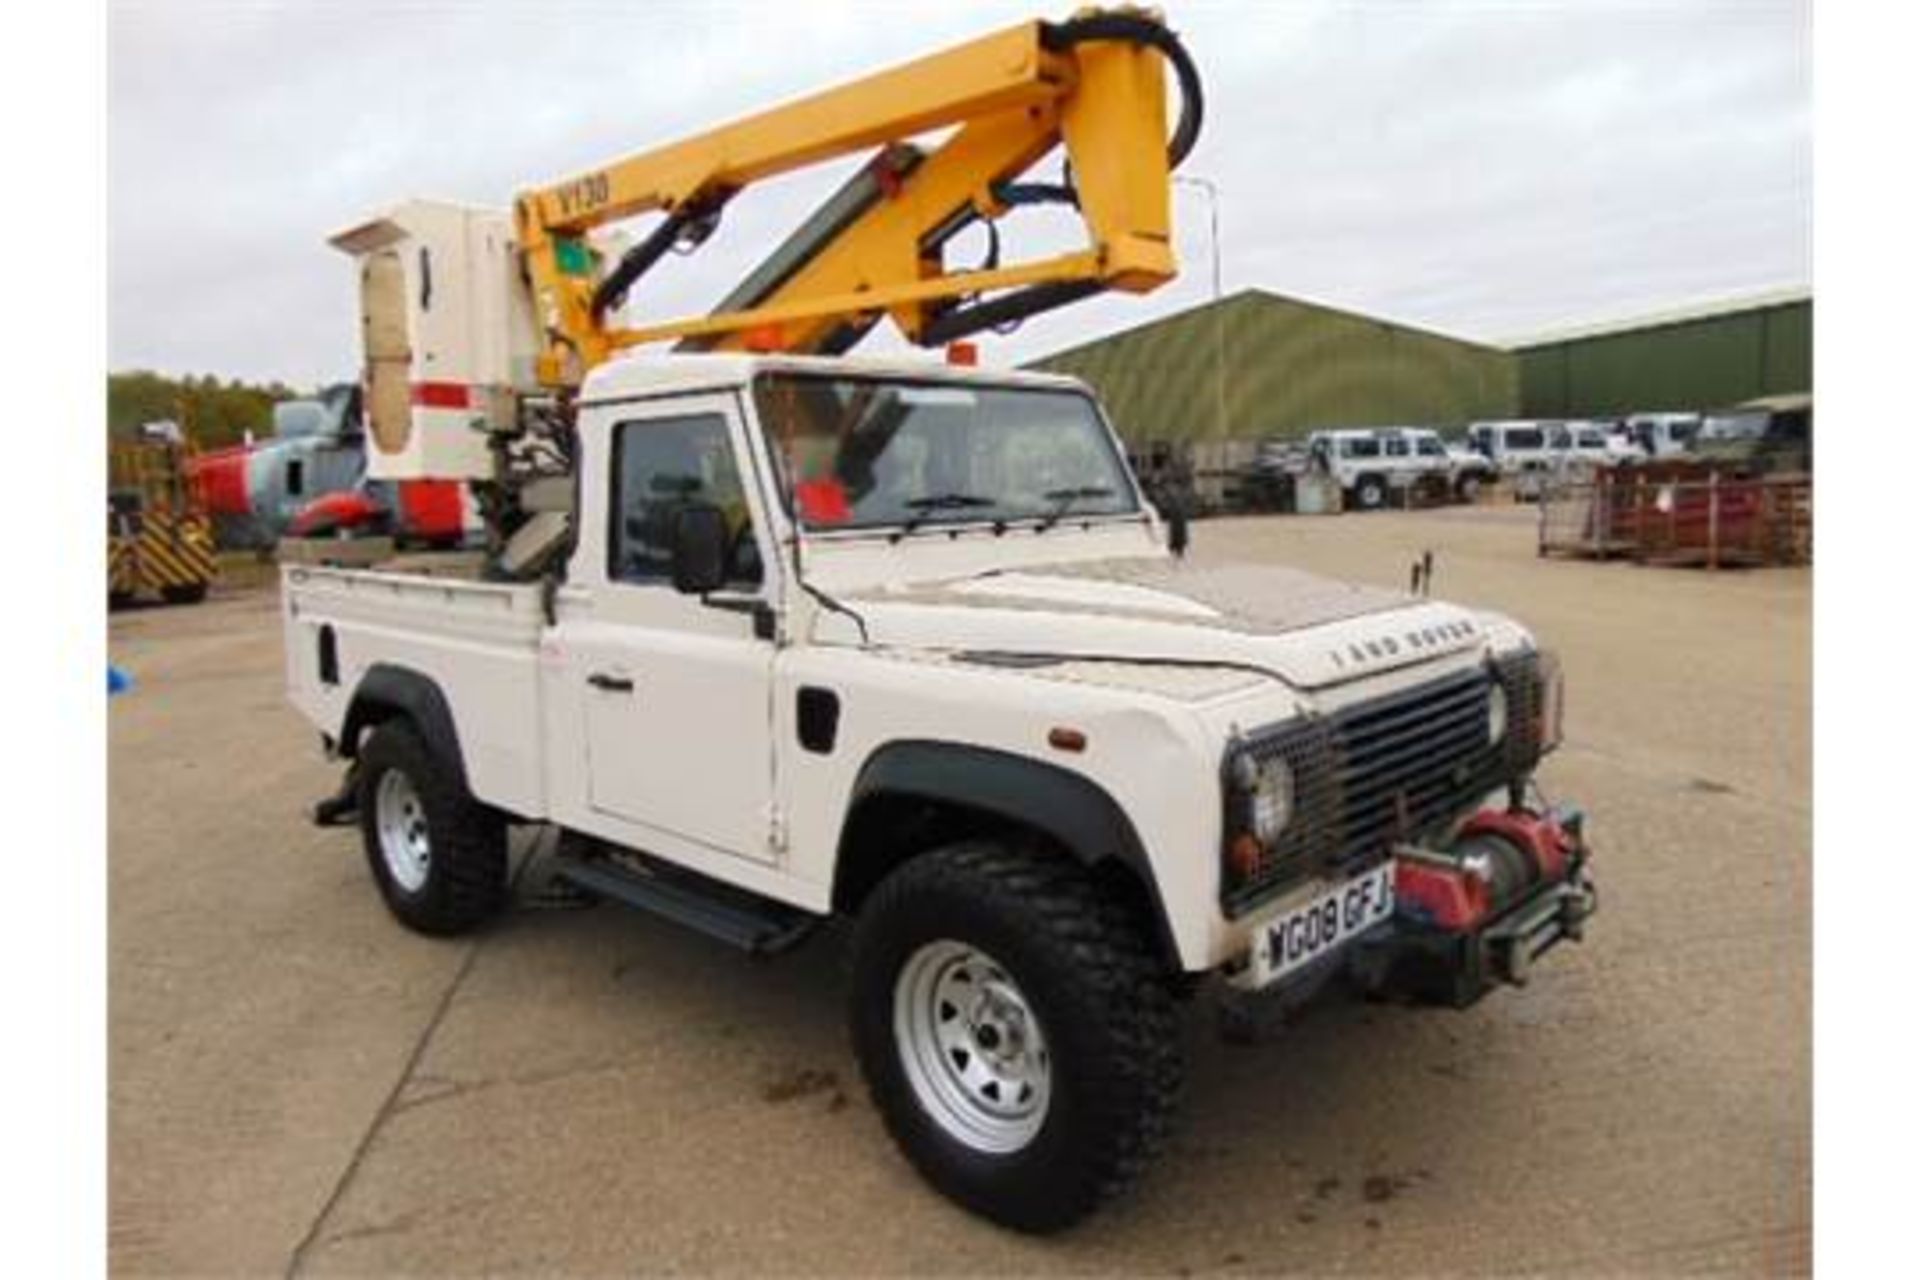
375 769 432 893
893 939 1052 1155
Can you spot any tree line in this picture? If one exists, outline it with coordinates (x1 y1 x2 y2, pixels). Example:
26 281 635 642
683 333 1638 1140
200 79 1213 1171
108 371 308 449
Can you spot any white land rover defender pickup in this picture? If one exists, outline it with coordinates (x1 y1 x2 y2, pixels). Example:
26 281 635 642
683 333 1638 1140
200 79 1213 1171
284 353 1596 1232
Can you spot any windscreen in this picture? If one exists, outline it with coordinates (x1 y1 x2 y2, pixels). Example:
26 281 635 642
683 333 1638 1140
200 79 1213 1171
752 375 1140 532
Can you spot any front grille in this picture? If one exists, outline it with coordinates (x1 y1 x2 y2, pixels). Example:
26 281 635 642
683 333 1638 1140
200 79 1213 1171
1335 668 1493 859
1223 656 1541 917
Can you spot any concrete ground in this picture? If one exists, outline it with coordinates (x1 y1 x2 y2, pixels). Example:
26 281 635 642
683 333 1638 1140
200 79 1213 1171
109 507 1810 1276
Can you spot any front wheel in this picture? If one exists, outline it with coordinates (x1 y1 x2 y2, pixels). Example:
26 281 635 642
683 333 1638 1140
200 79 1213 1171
1456 473 1483 503
849 842 1182 1233
1351 475 1387 510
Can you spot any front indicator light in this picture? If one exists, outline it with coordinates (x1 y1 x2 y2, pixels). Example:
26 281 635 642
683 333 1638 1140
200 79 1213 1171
1228 833 1263 881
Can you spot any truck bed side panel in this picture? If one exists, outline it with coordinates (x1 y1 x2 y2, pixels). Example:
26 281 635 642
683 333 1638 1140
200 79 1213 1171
281 566 549 819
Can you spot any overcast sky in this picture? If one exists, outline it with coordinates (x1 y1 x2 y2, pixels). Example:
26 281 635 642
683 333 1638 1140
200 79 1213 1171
109 0 1809 388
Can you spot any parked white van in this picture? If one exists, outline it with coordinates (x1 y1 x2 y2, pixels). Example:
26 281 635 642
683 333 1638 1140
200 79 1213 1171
1624 412 1701 459
1465 420 1556 475
1551 420 1644 466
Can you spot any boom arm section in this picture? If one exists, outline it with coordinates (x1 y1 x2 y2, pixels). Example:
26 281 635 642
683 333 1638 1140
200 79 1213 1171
514 9 1202 383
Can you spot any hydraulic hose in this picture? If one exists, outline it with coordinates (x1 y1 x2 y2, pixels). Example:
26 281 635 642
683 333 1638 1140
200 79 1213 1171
927 11 1204 343
998 11 1206 208
590 189 733 321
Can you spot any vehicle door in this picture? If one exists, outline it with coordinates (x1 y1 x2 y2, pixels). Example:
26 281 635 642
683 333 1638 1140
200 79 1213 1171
1380 433 1414 484
1575 426 1613 463
1545 423 1574 466
558 396 781 863
1340 434 1382 479
1505 425 1548 473
1413 433 1449 478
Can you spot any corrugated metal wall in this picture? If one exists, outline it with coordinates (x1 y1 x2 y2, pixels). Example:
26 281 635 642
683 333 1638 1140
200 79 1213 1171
1517 299 1811 417
1029 290 1518 446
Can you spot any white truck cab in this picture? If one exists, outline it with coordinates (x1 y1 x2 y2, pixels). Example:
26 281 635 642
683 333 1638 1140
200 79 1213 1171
284 352 1596 1231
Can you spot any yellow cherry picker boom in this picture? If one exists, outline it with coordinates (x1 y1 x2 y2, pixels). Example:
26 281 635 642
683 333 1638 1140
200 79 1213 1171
516 7 1201 375
327 7 1201 565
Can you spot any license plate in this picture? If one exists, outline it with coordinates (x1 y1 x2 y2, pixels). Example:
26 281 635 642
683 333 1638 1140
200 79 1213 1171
1249 861 1396 988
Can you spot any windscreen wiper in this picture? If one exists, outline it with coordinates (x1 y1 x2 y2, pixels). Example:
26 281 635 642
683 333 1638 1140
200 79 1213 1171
891 492 995 542
1034 485 1115 532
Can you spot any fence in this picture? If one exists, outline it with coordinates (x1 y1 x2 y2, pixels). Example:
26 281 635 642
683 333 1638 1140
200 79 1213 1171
1539 469 1811 568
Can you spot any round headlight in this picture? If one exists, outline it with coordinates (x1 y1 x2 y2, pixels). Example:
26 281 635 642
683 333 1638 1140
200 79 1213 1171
1248 757 1293 844
1487 682 1509 744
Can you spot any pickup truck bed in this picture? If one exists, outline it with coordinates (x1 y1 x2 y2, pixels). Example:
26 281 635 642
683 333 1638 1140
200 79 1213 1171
283 564 551 818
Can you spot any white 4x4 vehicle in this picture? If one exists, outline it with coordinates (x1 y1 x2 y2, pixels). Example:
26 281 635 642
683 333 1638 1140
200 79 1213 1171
1305 427 1463 509
285 354 1596 1232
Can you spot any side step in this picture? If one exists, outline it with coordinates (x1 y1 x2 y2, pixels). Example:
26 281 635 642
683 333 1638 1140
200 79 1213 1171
553 855 820 955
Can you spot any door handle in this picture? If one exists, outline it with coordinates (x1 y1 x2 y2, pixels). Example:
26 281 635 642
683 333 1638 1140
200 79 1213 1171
587 673 634 693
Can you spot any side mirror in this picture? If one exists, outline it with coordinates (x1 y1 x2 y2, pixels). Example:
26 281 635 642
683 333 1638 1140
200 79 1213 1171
670 503 730 595
1166 503 1191 559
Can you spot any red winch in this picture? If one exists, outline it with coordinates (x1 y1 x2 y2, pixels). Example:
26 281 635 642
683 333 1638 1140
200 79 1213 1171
1354 803 1596 1007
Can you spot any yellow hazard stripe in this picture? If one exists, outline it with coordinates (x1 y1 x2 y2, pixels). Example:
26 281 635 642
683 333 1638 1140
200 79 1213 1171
108 539 139 591
136 533 202 587
111 509 217 594
138 545 187 586
134 514 217 584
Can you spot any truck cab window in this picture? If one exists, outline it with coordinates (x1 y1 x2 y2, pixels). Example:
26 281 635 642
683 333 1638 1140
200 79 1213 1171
609 413 761 588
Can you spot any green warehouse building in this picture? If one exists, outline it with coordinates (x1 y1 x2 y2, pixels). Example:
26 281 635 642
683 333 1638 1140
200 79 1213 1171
1028 288 1517 446
1026 285 1811 449
1512 288 1811 418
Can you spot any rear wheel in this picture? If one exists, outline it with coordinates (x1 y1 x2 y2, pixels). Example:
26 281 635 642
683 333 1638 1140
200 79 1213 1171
160 582 209 605
355 721 507 935
1456 473 1483 503
850 842 1181 1233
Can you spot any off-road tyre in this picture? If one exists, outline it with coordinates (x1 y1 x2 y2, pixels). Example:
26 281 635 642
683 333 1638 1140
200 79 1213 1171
109 590 135 611
160 582 209 605
355 720 507 936
849 841 1182 1233
1352 474 1387 510
1455 473 1483 503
